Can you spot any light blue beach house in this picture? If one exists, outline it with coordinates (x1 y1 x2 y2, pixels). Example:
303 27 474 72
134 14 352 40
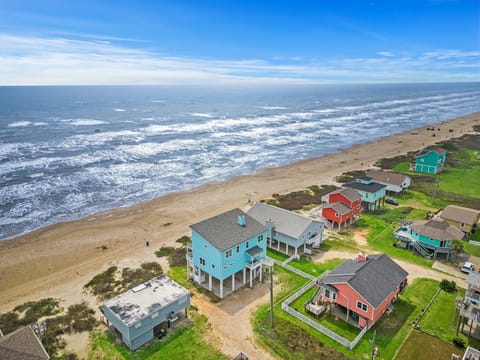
103 275 190 350
247 202 324 257
187 209 268 298
411 147 446 174
343 177 387 211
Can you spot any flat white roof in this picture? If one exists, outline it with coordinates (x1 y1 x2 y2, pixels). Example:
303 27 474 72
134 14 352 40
104 274 189 326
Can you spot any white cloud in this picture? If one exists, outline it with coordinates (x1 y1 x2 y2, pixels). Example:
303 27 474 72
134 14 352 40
0 33 478 85
376 51 395 57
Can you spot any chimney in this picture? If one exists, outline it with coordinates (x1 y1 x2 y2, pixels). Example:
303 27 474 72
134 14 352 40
357 252 367 262
237 214 246 226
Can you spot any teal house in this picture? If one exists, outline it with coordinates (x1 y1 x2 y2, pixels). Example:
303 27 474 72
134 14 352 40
187 209 268 298
343 177 387 211
412 147 446 174
408 217 464 259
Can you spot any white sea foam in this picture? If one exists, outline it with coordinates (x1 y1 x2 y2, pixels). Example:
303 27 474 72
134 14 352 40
67 119 108 126
114 108 126 112
259 106 288 110
190 113 214 118
8 121 32 128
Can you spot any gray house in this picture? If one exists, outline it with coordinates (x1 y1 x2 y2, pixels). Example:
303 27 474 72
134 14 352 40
247 202 324 256
103 275 190 350
0 325 50 359
366 169 411 194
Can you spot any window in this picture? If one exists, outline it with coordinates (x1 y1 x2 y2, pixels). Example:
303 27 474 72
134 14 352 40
333 293 337 300
224 265 227 269
212 264 215 269
335 213 339 218
200 258 205 266
204 244 207 248
258 234 264 242
226 249 232 258
356 301 368 312
236 246 240 253
246 241 250 248
460 223 465 228
324 289 330 298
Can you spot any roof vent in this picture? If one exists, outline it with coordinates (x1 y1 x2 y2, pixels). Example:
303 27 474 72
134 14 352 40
237 214 246 226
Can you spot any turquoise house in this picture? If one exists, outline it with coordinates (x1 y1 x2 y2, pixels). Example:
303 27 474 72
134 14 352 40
412 147 446 174
409 217 464 259
187 209 268 298
343 177 387 211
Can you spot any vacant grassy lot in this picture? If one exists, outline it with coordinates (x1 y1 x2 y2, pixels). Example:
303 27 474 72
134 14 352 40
394 330 463 360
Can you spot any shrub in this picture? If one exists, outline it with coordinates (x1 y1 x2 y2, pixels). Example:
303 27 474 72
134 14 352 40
453 337 466 348
440 279 457 293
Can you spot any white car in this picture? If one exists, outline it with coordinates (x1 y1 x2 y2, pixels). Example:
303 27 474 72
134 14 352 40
461 262 475 274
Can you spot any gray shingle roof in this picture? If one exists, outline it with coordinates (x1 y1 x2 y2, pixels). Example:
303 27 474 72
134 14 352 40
441 205 480 226
410 217 464 240
320 254 408 308
343 180 386 194
324 202 353 215
0 326 49 360
190 208 266 252
247 202 322 239
366 169 410 187
329 188 362 203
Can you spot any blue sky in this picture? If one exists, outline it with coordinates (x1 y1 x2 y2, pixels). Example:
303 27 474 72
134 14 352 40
0 0 478 85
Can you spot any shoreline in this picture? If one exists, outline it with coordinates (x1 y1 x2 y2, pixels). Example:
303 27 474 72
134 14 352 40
0 112 479 313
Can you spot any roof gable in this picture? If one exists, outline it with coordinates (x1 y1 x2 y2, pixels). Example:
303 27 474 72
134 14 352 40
330 188 362 203
410 217 464 240
366 169 410 187
190 208 266 251
325 202 353 215
321 254 408 308
343 179 386 194
441 205 480 225
247 202 321 239
0 326 49 360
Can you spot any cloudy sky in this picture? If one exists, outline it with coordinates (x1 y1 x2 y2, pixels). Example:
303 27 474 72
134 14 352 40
0 0 478 85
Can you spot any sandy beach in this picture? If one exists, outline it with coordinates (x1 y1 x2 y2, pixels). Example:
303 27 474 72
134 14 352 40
0 112 479 314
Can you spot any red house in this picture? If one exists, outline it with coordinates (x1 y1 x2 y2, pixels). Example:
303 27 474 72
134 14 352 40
322 188 362 229
317 253 408 328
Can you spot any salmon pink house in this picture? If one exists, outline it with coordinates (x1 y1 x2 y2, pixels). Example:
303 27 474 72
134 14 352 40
322 188 362 229
318 253 408 328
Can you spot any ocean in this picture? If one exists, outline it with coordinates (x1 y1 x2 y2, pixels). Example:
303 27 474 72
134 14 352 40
1 83 479 240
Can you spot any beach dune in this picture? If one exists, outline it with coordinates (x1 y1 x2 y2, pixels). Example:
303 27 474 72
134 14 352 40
0 112 479 313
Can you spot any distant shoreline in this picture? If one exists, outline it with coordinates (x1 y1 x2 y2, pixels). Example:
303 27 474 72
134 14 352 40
0 111 478 314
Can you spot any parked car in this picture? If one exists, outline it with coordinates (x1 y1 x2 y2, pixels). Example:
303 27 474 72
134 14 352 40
461 262 475 274
385 198 399 206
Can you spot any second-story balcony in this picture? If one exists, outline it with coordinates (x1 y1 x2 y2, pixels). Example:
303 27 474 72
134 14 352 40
466 290 480 304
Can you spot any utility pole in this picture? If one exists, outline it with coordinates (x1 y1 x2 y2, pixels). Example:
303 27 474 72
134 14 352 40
431 179 440 205
270 267 274 328
371 329 378 360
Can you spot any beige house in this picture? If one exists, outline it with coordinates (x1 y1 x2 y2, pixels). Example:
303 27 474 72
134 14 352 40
366 169 411 194
440 205 480 234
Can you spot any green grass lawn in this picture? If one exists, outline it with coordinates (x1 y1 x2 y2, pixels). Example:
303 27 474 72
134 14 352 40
394 330 464 360
88 310 227 360
288 257 344 277
267 248 290 262
418 289 463 343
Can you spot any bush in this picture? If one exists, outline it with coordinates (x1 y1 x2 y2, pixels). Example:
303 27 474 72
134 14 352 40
440 279 457 293
453 337 466 348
